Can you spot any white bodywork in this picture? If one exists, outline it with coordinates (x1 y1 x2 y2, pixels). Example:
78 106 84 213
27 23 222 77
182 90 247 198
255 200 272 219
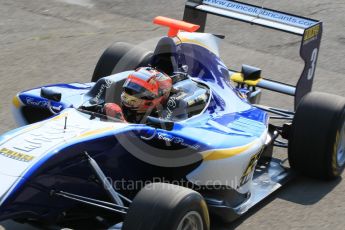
187 131 267 194
0 109 128 204
177 32 222 57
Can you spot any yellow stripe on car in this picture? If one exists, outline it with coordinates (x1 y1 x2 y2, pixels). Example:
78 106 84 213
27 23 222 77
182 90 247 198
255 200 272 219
77 126 116 139
176 36 214 54
51 114 65 121
202 141 256 161
230 73 262 86
12 96 21 108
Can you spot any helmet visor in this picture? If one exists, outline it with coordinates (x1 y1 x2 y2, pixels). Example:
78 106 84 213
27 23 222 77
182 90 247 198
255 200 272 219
123 81 157 100
121 92 144 109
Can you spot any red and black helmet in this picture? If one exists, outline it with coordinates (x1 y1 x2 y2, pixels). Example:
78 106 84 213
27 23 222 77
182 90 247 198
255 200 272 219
121 67 172 113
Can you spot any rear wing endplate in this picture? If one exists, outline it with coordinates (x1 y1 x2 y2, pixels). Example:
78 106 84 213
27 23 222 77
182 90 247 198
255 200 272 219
183 0 323 109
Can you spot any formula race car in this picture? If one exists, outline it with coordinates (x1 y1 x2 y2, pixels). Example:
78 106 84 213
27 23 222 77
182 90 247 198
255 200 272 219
1 1 345 229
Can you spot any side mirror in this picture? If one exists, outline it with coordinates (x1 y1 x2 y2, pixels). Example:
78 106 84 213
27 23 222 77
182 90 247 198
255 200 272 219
146 116 174 131
242 64 262 81
41 87 62 102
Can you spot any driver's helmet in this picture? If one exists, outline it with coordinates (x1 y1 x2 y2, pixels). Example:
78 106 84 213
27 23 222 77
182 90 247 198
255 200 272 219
121 67 172 121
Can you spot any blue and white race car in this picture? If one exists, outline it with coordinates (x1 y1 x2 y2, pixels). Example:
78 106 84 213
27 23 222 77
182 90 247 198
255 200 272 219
1 1 344 229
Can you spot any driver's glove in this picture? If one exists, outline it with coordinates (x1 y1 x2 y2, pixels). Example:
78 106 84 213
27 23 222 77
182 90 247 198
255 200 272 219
104 103 125 121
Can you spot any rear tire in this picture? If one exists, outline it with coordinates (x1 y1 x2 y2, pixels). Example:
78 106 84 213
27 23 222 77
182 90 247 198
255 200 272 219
92 42 153 82
122 183 210 230
288 92 345 180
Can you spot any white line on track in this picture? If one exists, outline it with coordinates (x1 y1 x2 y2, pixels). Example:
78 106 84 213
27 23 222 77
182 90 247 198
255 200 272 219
57 0 94 8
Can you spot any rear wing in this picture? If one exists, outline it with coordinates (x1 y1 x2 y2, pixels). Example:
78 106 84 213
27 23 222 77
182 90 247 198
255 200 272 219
183 0 323 109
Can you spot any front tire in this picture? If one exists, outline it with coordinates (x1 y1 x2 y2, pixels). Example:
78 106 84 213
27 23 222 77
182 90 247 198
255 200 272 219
122 183 210 230
288 92 345 180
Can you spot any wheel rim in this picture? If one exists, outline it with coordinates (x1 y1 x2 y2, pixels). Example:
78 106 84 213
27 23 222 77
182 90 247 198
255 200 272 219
337 120 345 167
177 211 204 230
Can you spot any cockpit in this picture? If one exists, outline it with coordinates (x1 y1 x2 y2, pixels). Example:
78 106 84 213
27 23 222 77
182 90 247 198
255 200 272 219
78 33 212 123
81 70 210 123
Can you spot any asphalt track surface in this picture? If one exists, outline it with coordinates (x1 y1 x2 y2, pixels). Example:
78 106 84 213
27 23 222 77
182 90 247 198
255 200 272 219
0 0 345 229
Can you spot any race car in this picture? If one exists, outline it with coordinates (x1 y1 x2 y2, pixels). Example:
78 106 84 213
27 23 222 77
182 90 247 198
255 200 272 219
1 0 345 229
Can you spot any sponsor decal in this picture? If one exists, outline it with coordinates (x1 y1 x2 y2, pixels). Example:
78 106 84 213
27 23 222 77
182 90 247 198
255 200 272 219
163 91 188 120
157 132 200 150
26 97 48 107
303 24 320 42
51 105 63 111
94 79 113 103
239 150 262 186
203 0 316 28
164 96 178 120
25 97 63 111
0 147 34 162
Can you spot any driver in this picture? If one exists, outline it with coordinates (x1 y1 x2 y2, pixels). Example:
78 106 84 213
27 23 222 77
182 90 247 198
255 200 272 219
104 67 172 123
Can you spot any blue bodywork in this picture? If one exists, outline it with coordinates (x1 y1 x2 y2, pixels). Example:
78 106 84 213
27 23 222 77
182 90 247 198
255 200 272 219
0 42 268 224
